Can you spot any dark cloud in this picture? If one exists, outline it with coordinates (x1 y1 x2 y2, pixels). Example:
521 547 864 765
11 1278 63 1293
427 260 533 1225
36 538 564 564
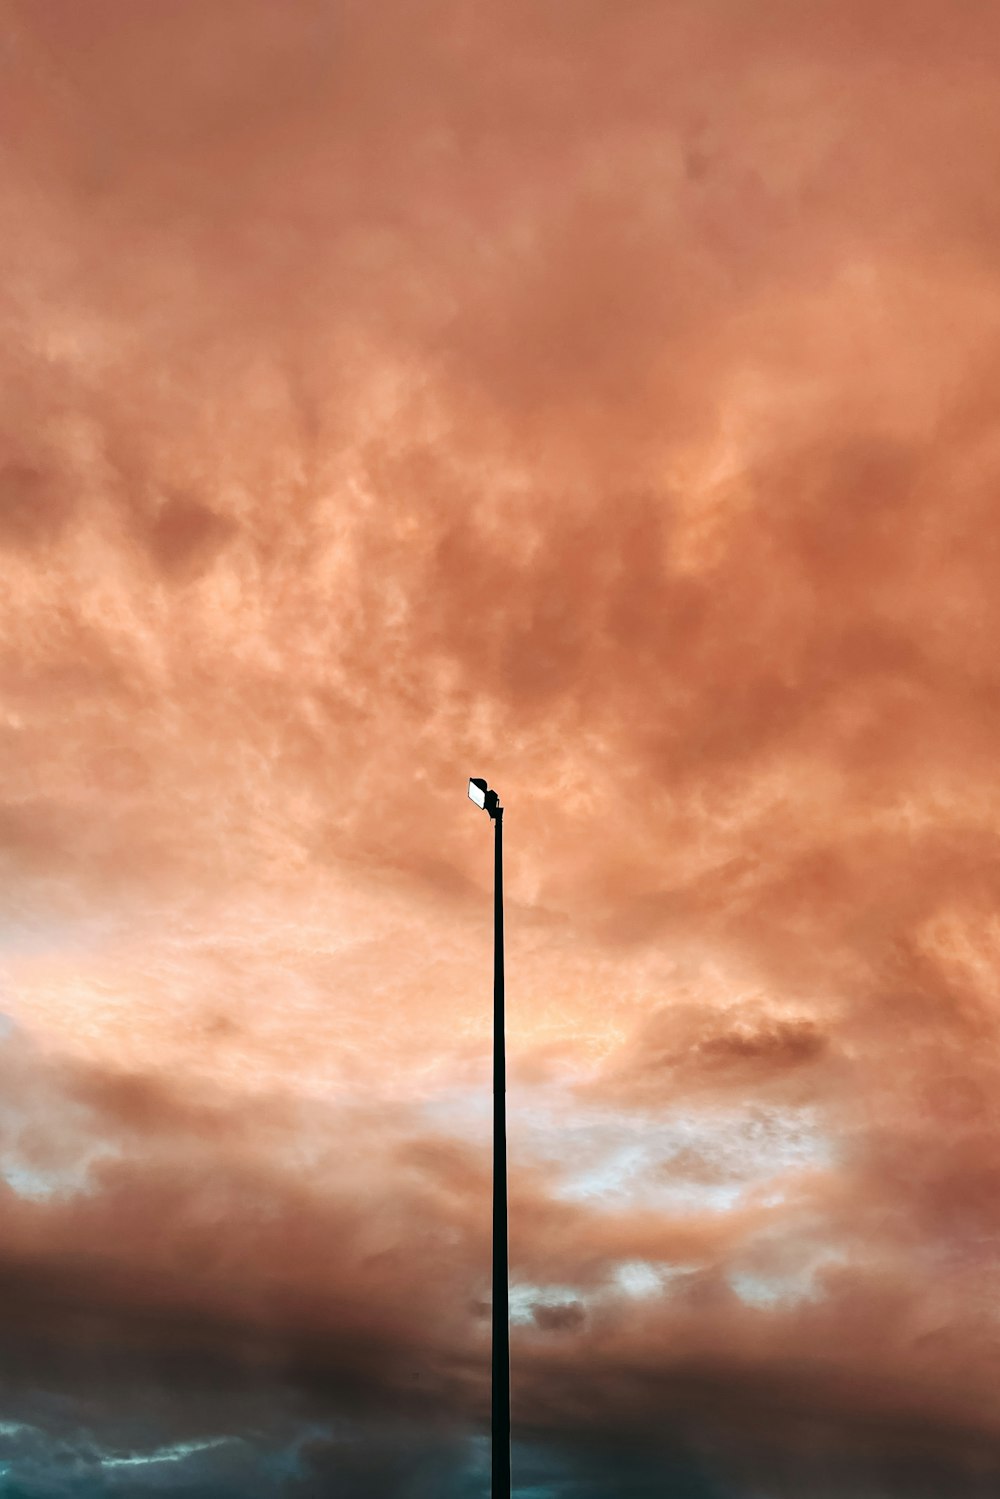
531 1301 586 1334
588 1001 834 1109
140 496 236 581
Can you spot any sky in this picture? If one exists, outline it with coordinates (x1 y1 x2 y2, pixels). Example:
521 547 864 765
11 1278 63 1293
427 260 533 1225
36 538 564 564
3 0 1000 1494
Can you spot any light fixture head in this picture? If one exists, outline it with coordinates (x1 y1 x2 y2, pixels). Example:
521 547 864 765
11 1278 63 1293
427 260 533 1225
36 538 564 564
468 777 500 817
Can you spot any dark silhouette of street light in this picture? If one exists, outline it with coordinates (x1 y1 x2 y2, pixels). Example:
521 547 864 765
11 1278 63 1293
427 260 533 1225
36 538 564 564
468 776 509 1499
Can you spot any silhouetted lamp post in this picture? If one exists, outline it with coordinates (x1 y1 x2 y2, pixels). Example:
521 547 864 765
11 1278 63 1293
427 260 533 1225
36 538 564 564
467 776 510 1499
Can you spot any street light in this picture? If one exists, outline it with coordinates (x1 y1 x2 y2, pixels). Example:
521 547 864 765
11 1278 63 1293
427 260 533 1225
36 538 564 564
468 776 509 1498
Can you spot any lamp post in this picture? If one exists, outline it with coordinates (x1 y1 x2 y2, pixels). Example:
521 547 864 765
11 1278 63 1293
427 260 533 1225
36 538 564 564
468 777 510 1499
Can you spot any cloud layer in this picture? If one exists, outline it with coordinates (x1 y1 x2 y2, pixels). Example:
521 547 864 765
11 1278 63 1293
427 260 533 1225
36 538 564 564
4 0 1000 1492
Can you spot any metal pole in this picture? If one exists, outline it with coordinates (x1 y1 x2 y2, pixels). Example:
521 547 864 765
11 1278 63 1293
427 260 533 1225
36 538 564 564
492 803 511 1497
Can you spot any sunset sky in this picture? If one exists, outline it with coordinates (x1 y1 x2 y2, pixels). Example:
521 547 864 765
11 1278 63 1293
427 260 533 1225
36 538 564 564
4 1 1000 1494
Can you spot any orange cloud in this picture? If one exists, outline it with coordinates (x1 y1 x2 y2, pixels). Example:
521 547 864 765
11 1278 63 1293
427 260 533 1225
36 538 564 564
4 0 1000 1491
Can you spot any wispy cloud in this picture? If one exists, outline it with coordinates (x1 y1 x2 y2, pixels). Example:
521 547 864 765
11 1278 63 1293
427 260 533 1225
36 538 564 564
3 0 1000 1492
